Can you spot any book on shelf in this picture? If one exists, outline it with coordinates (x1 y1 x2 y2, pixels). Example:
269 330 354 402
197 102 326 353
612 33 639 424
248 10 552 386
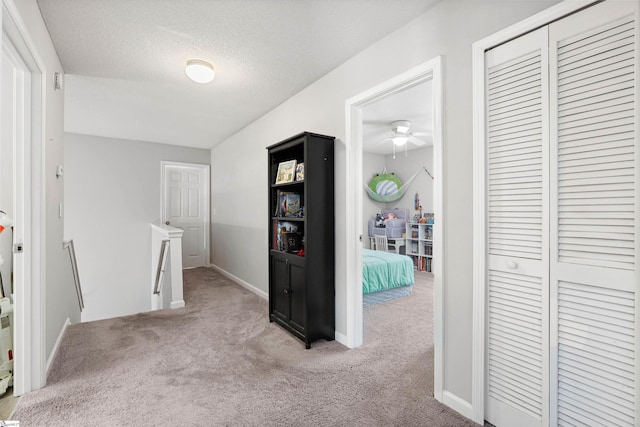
274 191 303 217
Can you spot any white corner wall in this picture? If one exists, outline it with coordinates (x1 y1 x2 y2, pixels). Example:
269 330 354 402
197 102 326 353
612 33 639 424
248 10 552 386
210 0 560 410
362 152 386 248
64 133 210 322
7 0 80 364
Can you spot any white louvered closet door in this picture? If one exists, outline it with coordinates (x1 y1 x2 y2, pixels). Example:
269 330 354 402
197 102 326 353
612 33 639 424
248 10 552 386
485 27 550 427
549 2 639 426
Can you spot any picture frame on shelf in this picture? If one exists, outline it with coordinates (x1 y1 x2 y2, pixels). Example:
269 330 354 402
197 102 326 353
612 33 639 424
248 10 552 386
275 160 297 184
295 163 305 181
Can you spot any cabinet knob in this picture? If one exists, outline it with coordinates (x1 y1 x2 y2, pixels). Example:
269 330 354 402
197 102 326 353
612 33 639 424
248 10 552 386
507 261 517 269
284 289 289 294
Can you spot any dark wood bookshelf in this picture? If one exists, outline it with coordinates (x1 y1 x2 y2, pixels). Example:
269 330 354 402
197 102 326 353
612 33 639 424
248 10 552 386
267 132 335 349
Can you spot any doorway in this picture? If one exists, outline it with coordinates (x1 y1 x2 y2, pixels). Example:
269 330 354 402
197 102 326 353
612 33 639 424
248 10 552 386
345 56 444 398
161 161 210 269
1 0 46 397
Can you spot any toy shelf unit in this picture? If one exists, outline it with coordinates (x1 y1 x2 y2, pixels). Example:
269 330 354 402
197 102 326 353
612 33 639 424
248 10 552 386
406 222 433 272
267 132 335 349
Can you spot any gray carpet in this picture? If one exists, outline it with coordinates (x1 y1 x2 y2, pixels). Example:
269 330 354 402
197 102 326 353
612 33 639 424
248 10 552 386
12 268 475 426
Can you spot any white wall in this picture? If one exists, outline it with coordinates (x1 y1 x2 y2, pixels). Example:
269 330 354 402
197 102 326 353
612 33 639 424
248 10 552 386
8 0 80 363
385 146 434 215
64 133 209 322
210 0 559 409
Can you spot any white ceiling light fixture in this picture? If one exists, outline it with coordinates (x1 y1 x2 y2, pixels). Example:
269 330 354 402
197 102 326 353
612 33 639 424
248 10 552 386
392 135 408 146
376 120 431 158
185 59 215 84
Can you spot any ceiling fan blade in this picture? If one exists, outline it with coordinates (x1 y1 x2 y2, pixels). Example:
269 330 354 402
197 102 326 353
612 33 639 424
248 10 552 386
408 135 428 146
376 137 393 145
412 131 431 137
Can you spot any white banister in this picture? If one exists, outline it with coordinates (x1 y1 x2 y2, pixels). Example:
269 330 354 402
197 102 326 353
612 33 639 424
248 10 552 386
150 224 185 311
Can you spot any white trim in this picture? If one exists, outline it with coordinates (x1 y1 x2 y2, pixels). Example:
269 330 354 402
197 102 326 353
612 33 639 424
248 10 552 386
471 0 600 424
334 331 347 345
2 0 47 395
209 263 269 300
345 57 444 396
169 300 185 309
442 391 474 421
45 317 69 378
160 161 211 268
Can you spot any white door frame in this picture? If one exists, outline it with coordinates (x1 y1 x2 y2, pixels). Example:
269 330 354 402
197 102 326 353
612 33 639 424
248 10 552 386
345 56 444 397
471 0 600 423
160 161 211 267
2 0 47 394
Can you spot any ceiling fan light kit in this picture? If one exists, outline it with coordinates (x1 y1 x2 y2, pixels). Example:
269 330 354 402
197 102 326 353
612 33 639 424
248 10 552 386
392 135 408 146
185 59 215 84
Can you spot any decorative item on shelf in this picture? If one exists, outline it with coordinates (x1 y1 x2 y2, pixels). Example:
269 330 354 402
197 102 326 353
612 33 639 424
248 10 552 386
275 159 297 184
425 212 434 224
295 163 304 181
283 232 302 253
414 193 419 210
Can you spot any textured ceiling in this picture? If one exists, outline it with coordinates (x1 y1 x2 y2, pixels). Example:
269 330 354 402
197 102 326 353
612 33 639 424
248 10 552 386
36 0 442 149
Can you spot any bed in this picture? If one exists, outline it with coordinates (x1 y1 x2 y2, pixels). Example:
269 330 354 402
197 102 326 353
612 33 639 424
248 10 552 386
362 249 414 306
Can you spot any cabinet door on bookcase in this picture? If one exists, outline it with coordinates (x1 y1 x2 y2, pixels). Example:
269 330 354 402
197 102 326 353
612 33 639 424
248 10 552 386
288 256 305 334
271 254 290 323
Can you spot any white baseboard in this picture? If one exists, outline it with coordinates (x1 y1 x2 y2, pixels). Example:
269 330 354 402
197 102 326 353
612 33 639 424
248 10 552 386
46 317 70 379
170 300 185 309
209 263 268 300
442 390 474 421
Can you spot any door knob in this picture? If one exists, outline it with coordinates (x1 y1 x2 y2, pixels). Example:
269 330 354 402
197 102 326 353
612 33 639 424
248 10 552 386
165 221 170 225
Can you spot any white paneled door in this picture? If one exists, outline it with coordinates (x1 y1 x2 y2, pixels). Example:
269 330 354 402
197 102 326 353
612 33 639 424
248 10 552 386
162 162 210 269
483 1 638 426
549 3 638 426
485 27 550 427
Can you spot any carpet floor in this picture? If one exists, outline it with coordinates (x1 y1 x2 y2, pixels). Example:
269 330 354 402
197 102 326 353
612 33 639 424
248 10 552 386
12 268 475 426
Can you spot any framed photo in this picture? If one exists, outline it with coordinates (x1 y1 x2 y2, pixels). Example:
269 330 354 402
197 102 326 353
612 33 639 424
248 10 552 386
295 163 305 181
275 160 297 184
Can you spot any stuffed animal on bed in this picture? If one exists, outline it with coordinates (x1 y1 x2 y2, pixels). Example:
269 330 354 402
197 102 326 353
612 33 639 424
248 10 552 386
383 212 397 225
375 213 385 228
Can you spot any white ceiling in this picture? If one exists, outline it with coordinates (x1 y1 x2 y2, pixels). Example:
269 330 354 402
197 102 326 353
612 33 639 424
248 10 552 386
362 79 432 155
36 0 442 149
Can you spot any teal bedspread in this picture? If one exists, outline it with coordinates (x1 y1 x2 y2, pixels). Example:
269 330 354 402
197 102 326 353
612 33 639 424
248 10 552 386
362 249 414 294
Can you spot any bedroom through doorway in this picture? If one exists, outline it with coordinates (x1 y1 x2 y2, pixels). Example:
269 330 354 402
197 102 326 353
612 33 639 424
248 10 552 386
361 78 434 337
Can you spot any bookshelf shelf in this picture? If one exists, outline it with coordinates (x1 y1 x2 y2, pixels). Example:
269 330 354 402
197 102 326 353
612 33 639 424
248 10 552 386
406 222 433 272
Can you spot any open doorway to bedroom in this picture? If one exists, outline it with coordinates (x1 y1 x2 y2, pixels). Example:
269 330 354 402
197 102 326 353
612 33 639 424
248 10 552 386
360 78 434 330
345 56 443 398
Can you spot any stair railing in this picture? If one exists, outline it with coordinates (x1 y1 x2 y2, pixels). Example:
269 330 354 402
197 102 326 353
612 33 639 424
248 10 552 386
63 240 84 311
153 239 170 295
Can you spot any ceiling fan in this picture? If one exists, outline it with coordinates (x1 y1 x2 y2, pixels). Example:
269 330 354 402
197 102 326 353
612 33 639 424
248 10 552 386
378 120 429 147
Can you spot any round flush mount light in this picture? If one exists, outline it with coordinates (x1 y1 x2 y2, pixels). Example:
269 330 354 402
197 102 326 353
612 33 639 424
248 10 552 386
185 59 215 84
